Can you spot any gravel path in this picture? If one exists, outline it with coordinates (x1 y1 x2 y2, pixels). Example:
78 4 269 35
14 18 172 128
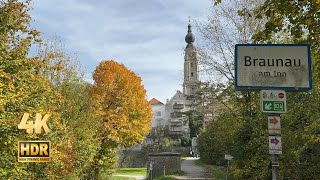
174 157 212 180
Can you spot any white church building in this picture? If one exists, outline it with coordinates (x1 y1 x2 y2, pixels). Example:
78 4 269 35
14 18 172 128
149 23 200 137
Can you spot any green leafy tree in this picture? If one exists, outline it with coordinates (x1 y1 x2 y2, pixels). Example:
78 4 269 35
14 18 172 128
197 0 320 179
0 1 100 178
250 1 320 178
184 110 203 138
252 0 320 89
197 83 270 179
253 0 320 53
35 38 102 179
0 1 59 178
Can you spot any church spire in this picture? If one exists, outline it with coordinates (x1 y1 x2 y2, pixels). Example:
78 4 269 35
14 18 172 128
183 21 199 96
185 22 195 48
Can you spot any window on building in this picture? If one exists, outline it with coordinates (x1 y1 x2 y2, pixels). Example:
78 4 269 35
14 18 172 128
156 111 161 116
190 63 193 67
191 72 194 77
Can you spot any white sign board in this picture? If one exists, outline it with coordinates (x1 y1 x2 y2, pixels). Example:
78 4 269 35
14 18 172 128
268 116 281 134
235 44 311 91
261 90 286 113
224 154 233 160
269 136 282 154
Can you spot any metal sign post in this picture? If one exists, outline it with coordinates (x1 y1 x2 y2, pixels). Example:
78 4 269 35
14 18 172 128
269 128 281 180
271 153 280 180
261 90 286 180
225 154 233 180
149 161 153 180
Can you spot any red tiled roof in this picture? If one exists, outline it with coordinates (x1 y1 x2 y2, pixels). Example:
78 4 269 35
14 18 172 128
149 98 164 105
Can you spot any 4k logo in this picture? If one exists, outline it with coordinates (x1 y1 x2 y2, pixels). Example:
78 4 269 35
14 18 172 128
18 113 50 134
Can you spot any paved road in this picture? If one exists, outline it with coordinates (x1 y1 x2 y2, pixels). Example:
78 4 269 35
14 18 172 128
174 157 212 180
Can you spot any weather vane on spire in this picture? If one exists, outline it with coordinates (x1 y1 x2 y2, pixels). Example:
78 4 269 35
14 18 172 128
188 16 191 23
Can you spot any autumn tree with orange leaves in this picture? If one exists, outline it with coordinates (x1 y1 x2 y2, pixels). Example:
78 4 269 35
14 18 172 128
89 60 152 178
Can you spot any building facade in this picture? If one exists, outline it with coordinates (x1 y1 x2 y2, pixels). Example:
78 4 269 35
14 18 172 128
150 98 166 128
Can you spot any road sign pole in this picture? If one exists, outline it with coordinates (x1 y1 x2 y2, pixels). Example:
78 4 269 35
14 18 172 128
262 90 285 180
224 154 233 180
268 113 281 180
271 154 279 180
226 160 230 180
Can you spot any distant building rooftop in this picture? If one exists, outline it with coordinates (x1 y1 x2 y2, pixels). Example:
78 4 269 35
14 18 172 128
149 98 164 105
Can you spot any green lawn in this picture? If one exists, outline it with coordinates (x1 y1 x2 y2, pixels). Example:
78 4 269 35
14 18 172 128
113 168 147 176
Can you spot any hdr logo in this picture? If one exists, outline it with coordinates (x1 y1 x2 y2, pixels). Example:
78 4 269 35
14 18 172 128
18 141 50 162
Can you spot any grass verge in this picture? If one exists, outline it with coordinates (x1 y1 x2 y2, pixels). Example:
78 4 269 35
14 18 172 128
153 170 185 180
155 172 184 180
113 168 147 176
112 176 136 180
155 175 176 180
196 159 226 180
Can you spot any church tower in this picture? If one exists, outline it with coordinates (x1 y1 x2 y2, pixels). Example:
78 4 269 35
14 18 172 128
183 23 199 96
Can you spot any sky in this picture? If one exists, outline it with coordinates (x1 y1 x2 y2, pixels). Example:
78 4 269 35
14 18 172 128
29 0 212 103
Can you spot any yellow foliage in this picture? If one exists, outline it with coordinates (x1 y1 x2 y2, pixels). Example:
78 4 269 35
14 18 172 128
90 60 152 147
305 18 312 26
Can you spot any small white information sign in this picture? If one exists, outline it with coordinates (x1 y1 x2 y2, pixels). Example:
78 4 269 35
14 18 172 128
224 154 233 160
268 116 281 134
269 136 282 154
